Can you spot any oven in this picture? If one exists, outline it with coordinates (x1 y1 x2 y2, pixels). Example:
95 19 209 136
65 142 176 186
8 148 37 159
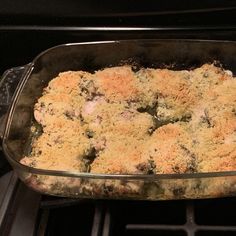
1 1 236 235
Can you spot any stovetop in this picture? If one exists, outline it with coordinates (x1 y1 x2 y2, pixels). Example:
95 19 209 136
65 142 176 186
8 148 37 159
1 172 236 236
1 6 236 235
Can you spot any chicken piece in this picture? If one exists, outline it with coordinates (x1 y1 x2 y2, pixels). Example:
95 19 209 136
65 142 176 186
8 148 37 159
190 78 236 131
206 79 236 115
194 112 236 172
46 71 90 94
142 68 196 123
142 123 197 174
34 71 87 126
34 93 84 126
90 136 150 174
197 143 236 173
81 98 155 141
21 118 91 172
184 77 236 173
190 63 233 98
93 66 140 103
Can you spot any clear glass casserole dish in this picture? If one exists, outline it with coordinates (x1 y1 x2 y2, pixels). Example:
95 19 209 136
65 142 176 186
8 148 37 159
1 39 236 200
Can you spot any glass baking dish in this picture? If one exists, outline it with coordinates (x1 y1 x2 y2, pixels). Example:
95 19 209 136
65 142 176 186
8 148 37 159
1 39 236 200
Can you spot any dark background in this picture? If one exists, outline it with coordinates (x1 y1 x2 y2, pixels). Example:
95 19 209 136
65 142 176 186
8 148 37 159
1 1 236 73
0 0 236 25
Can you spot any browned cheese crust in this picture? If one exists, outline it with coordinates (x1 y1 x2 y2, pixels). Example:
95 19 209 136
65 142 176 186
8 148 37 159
21 64 236 175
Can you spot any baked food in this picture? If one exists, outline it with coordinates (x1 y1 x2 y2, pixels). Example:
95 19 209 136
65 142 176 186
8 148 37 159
18 64 236 199
20 64 236 199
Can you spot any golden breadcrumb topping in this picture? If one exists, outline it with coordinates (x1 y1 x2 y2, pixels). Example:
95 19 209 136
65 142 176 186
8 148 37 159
93 66 140 102
21 64 236 175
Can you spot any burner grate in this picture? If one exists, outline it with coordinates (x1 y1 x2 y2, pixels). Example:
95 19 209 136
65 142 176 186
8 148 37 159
42 202 95 236
102 199 236 236
195 198 236 226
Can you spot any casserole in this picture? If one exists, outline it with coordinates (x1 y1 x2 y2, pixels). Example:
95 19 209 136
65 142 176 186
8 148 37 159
1 39 236 200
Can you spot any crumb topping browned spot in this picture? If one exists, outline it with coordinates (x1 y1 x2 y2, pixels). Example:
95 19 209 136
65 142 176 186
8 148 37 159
21 64 236 175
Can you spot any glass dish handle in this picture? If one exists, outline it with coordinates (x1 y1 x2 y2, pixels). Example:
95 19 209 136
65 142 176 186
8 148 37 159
0 65 29 148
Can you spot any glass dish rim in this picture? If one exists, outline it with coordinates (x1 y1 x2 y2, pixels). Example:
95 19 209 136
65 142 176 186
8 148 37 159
3 38 236 180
